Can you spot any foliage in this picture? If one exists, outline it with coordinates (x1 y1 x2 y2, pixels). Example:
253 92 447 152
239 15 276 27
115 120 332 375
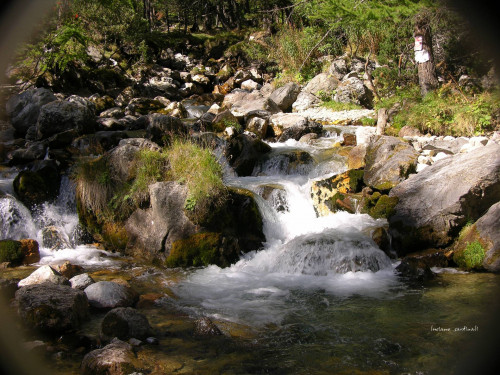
453 240 485 270
166 139 227 217
165 232 223 268
381 84 499 136
321 100 363 111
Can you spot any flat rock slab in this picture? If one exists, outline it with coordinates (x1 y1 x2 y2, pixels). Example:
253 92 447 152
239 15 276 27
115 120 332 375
84 281 137 309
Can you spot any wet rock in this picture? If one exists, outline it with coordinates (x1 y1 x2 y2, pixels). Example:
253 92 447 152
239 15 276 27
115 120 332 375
254 150 314 176
303 73 339 97
225 134 272 176
347 144 367 170
298 133 318 144
69 273 95 290
101 307 152 341
334 76 373 108
13 169 59 208
145 113 188 146
42 226 71 250
363 135 419 191
84 281 138 309
53 261 83 279
81 338 141 375
194 317 222 336
5 88 57 137
389 142 500 255
18 265 69 287
477 202 500 272
19 239 40 264
15 282 89 333
396 257 436 282
0 278 20 300
311 170 365 217
36 100 96 140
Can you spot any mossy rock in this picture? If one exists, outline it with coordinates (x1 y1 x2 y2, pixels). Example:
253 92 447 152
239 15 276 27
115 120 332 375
166 232 240 268
361 193 398 219
0 240 23 265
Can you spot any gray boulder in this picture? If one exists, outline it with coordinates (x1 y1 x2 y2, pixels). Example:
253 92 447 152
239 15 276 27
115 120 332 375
328 58 349 80
269 82 301 112
291 91 321 112
15 282 89 333
303 73 339 97
101 307 152 340
84 281 137 309
334 76 373 108
363 136 419 191
81 338 140 375
36 100 96 139
269 113 322 142
125 182 198 259
69 273 95 290
230 95 281 120
5 88 57 137
389 143 500 255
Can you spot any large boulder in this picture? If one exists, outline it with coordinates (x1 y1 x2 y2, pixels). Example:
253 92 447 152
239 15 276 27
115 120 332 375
101 307 152 341
84 281 138 309
477 202 500 272
125 182 199 260
230 95 281 120
225 134 272 176
5 88 57 137
269 113 322 142
389 143 500 255
269 82 301 112
292 92 320 112
36 99 96 139
81 338 141 375
334 76 373 108
363 136 419 191
303 73 339 97
15 282 89 333
13 160 61 207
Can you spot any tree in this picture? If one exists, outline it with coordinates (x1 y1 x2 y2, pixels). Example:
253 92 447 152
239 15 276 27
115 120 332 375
414 13 438 95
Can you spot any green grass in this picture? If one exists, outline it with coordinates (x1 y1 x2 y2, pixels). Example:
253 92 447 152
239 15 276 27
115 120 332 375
322 100 364 111
165 139 226 215
453 240 485 270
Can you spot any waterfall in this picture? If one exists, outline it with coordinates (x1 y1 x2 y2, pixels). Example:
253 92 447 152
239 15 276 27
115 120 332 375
0 174 117 266
173 129 397 326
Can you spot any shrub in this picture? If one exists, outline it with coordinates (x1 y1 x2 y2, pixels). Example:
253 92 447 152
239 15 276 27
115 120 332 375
0 240 23 264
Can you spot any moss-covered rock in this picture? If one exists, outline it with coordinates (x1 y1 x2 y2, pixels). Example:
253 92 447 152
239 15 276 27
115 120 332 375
0 240 23 265
361 193 399 219
453 241 485 270
166 232 240 268
311 169 365 216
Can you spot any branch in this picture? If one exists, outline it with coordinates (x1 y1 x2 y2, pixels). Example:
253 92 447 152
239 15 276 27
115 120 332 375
298 23 336 73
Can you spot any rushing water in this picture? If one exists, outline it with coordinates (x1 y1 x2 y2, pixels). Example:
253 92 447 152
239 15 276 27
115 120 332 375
1 127 500 375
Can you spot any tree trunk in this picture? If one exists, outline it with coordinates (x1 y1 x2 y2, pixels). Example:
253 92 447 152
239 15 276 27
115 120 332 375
376 108 388 135
414 17 438 96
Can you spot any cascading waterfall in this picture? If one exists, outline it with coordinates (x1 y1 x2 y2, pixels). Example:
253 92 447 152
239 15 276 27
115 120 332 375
172 128 397 326
0 174 117 266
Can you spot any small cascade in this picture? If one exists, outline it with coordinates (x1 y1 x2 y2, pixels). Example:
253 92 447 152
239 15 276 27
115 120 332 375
0 194 38 240
173 129 397 326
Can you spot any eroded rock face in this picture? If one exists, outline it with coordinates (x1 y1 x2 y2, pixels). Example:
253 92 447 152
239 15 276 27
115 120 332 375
225 134 272 176
363 136 419 191
389 143 500 255
81 338 141 375
15 282 89 333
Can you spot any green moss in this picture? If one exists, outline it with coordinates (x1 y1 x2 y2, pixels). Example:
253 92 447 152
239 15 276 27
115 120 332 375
370 195 399 219
453 241 485 270
347 169 364 192
0 240 23 264
166 233 225 268
373 181 395 192
13 171 49 207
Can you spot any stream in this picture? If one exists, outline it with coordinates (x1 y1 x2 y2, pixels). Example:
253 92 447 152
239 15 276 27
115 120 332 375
1 124 499 374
